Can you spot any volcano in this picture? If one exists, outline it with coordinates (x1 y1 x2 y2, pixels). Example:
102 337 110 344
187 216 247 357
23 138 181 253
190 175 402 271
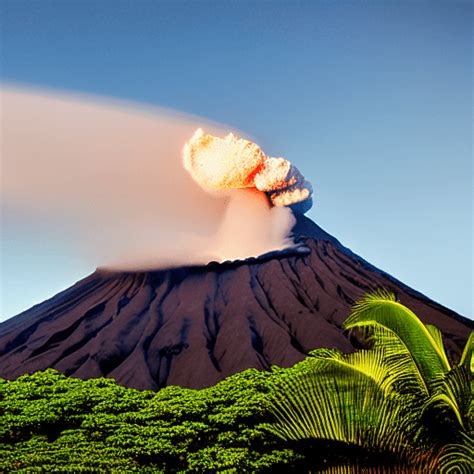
0 215 472 390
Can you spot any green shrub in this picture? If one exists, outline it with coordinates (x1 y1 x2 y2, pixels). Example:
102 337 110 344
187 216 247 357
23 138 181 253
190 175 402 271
0 368 301 472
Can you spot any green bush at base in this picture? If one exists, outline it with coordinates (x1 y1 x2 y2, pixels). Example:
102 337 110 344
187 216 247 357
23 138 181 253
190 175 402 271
0 368 301 473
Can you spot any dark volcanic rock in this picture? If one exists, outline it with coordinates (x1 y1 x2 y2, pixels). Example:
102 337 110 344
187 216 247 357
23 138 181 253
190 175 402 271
0 216 472 390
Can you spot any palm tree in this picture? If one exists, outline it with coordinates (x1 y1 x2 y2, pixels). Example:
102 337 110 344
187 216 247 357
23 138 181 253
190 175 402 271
268 290 473 472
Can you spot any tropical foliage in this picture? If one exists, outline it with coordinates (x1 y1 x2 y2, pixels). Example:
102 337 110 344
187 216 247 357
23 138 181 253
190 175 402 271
269 290 473 472
0 368 303 472
1 290 472 472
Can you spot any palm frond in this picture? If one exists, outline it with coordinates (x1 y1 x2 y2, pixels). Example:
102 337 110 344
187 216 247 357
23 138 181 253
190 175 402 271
422 365 472 433
314 348 394 394
460 331 474 373
268 351 418 461
437 432 474 473
269 292 471 471
353 322 429 398
422 393 465 430
425 324 449 365
344 289 451 387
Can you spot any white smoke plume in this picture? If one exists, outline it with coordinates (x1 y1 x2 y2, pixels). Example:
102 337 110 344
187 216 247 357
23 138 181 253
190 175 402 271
183 128 313 214
1 86 298 270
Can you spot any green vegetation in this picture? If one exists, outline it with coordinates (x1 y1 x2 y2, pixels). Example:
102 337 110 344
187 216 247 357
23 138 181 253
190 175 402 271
270 290 473 472
0 368 302 472
0 291 472 472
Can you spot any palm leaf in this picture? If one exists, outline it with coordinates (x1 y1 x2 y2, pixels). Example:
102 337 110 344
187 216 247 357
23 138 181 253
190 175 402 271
268 350 418 461
459 331 474 373
422 365 472 433
437 432 474 473
344 290 451 387
425 324 449 366
422 393 465 430
352 322 429 397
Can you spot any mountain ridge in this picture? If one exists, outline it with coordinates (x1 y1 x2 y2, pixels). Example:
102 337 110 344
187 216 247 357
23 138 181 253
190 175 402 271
1 215 471 390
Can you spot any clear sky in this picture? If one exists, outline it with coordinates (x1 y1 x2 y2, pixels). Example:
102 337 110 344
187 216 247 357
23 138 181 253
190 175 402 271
1 0 472 320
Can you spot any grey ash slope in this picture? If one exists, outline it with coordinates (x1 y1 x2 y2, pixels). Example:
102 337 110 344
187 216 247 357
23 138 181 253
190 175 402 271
0 215 471 390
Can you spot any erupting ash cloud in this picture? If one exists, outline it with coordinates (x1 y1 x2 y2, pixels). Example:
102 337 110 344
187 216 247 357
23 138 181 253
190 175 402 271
184 129 313 214
1 86 308 270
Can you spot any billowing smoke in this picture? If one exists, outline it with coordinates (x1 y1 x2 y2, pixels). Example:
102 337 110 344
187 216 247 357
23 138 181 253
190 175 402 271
1 87 305 270
184 128 313 214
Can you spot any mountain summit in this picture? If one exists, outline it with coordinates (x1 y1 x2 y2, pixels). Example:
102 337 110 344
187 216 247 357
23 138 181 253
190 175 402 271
1 215 471 390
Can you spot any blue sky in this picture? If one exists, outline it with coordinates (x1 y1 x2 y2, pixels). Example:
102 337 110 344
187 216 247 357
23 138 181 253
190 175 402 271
1 0 472 320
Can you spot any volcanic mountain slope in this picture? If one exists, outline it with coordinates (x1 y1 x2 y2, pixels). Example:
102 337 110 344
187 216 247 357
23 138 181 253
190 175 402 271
0 215 472 390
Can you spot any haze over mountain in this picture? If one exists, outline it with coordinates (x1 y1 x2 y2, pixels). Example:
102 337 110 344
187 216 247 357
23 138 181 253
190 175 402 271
0 214 471 390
